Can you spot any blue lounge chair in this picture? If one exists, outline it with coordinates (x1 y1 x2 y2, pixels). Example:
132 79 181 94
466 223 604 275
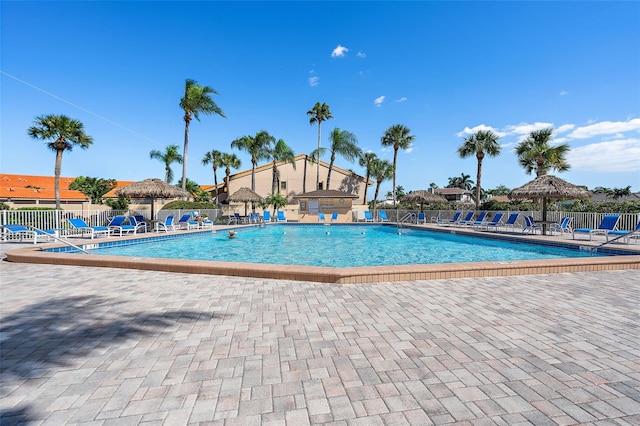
107 215 137 236
177 213 199 230
437 211 462 225
128 216 148 233
331 212 339 222
549 217 573 237
155 215 176 232
522 216 541 234
573 215 620 241
606 220 640 243
263 211 271 222
417 212 426 224
500 212 520 231
68 217 110 239
364 211 374 222
248 212 261 224
277 211 287 222
318 212 326 222
456 211 476 227
1 224 56 244
379 211 390 222
469 211 489 228
480 212 504 230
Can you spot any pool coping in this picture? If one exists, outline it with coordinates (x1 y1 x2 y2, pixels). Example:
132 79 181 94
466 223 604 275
4 223 640 284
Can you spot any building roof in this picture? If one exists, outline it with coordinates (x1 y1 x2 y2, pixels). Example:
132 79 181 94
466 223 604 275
0 173 134 201
435 187 471 195
293 190 359 199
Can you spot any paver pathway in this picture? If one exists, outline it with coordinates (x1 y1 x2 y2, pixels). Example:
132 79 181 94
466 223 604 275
1 243 639 425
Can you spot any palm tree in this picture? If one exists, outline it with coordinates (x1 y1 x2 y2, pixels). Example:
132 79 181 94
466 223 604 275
358 152 378 205
150 145 183 184
381 124 415 205
201 149 223 203
220 152 241 195
324 128 361 190
231 130 274 191
369 158 394 216
515 128 570 176
447 173 474 190
267 139 296 196
179 78 225 190
27 114 93 209
307 102 333 190
457 130 501 209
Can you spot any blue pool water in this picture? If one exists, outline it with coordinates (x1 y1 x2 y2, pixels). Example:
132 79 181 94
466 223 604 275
91 225 599 267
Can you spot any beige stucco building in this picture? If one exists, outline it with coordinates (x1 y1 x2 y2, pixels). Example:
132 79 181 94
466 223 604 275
214 154 370 205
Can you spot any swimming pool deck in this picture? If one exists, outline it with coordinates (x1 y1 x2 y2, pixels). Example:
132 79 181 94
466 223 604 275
1 241 639 424
4 223 640 284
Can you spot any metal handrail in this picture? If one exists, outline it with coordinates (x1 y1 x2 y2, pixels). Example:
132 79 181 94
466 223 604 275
590 228 640 255
27 225 90 254
399 212 416 223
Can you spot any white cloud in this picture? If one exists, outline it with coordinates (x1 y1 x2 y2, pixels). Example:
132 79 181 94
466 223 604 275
357 51 366 58
455 124 506 138
308 76 319 87
503 122 554 136
331 45 349 57
560 90 569 96
568 138 640 172
404 147 414 154
395 97 407 103
555 124 575 134
566 118 640 139
374 96 385 107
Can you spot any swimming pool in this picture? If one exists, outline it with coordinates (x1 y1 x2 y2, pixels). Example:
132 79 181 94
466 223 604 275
91 224 599 267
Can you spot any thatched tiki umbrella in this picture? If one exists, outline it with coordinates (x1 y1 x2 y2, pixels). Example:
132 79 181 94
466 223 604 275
508 175 590 235
115 178 190 220
402 190 447 212
227 187 264 217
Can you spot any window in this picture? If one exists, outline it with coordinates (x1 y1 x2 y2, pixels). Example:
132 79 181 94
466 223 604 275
318 182 324 190
280 181 287 190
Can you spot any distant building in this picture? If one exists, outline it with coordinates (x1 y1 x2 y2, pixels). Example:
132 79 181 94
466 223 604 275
210 154 371 205
0 174 91 209
432 187 474 204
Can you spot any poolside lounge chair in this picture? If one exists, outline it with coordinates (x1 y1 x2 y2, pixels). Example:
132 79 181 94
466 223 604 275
263 211 271 222
522 215 541 234
479 212 504 230
606 220 640 244
469 211 489 228
107 215 137 236
155 215 176 232
248 212 261 224
417 212 426 224
364 211 374 222
549 217 573 237
379 211 390 222
177 213 199 230
277 211 287 222
68 218 110 239
500 212 520 231
573 215 620 241
1 224 56 244
318 212 326 223
128 216 148 233
331 212 339 222
436 211 462 226
456 211 476 227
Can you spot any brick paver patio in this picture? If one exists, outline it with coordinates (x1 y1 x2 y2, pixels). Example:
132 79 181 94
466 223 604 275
1 243 639 425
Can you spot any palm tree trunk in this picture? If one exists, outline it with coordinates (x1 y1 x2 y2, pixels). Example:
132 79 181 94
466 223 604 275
251 160 256 191
302 155 307 193
475 158 483 210
54 149 63 210
181 114 191 190
213 166 219 205
165 165 170 183
272 161 277 195
326 153 335 190
373 181 382 218
392 149 398 205
363 172 370 205
316 124 321 190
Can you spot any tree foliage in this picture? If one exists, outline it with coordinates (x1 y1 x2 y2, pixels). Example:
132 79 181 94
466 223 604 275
69 176 117 204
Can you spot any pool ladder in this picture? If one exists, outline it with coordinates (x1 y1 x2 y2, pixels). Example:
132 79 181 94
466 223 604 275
25 225 90 254
589 228 640 255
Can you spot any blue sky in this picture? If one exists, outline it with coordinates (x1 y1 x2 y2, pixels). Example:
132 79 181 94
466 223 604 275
2 1 639 196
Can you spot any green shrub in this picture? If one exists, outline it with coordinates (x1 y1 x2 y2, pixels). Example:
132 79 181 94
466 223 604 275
161 201 218 210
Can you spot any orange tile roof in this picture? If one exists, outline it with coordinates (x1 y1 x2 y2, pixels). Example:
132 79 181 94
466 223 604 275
0 173 134 201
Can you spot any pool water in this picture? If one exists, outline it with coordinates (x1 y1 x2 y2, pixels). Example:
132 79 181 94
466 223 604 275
92 225 598 267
